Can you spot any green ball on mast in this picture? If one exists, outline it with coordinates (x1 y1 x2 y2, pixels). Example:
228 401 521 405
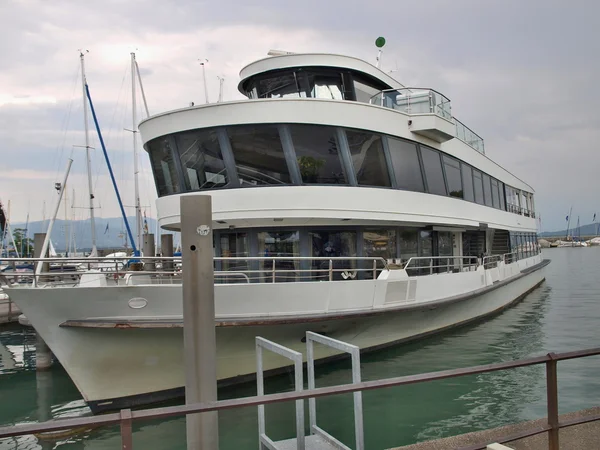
375 37 386 48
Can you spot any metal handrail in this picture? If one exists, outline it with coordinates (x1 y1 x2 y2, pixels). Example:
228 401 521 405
0 347 599 450
369 87 452 120
403 256 479 275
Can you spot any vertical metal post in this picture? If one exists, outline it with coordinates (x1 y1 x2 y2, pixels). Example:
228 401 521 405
181 195 218 450
161 234 174 272
328 259 333 281
33 235 52 370
372 259 377 279
143 234 155 272
546 354 559 450
271 259 276 283
120 409 133 450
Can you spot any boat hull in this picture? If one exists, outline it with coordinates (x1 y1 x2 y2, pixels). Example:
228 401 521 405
7 258 548 413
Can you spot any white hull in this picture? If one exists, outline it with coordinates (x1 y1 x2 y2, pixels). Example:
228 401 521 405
7 256 547 412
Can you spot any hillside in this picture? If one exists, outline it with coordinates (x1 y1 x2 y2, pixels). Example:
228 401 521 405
10 217 178 252
539 222 599 237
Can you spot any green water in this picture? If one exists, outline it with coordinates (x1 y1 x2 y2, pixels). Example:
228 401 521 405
1 248 600 449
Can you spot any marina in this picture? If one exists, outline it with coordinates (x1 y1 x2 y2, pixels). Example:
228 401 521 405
1 248 600 449
1 3 599 448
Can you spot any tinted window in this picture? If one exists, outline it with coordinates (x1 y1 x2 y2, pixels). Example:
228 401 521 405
354 78 381 103
346 130 391 187
421 147 447 195
363 229 397 260
399 229 419 260
498 182 506 210
443 156 463 198
491 178 500 208
256 73 303 98
473 170 484 205
228 125 291 186
461 163 474 202
147 137 181 196
305 73 343 100
482 173 493 206
176 129 229 191
289 124 346 184
387 137 425 192
310 230 357 280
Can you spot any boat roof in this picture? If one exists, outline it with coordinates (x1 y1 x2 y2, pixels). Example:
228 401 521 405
238 53 404 94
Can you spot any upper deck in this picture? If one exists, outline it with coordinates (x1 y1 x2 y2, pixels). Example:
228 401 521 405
139 52 537 231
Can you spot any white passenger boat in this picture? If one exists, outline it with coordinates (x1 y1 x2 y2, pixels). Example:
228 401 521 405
4 51 548 413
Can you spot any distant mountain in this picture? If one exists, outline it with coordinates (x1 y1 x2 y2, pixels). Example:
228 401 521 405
539 222 599 237
10 217 178 252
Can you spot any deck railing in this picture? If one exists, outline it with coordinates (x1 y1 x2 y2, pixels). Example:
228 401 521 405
454 117 485 154
370 88 452 120
0 250 545 287
0 347 598 450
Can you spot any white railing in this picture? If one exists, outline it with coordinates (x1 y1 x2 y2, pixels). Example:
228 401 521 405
0 256 389 287
402 256 479 275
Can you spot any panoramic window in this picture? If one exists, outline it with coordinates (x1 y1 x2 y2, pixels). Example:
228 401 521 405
346 130 391 187
420 147 447 196
491 178 500 209
175 129 229 191
461 163 475 202
443 156 463 198
387 137 425 192
255 72 304 98
257 230 300 282
289 124 346 184
472 170 484 205
354 77 381 103
498 182 506 210
482 173 493 207
310 230 357 280
146 137 181 196
219 232 248 272
227 125 291 186
399 229 419 261
305 73 344 100
363 229 397 260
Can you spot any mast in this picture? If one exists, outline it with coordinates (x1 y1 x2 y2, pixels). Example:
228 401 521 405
565 206 573 241
199 59 209 104
217 76 224 103
131 52 142 256
80 51 97 256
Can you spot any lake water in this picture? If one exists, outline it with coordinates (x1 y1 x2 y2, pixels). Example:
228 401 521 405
1 248 600 449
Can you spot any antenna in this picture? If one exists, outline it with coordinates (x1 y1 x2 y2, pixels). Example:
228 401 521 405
375 37 386 69
217 76 224 103
198 58 209 104
267 49 295 56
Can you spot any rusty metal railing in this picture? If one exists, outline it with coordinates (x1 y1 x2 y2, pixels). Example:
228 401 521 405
0 348 599 449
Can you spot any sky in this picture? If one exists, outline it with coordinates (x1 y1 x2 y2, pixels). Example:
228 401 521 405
1 0 599 232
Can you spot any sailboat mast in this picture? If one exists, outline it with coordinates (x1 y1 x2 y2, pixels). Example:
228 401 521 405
131 52 142 256
80 51 97 255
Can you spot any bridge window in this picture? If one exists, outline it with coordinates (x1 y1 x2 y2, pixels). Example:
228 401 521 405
289 124 347 184
346 130 391 187
421 147 447 196
498 182 506 210
443 155 463 198
461 163 474 202
255 72 305 99
387 137 425 192
354 77 381 103
176 129 229 191
227 125 291 186
147 137 181 196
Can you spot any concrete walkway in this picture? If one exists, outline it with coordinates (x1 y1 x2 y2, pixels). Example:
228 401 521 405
389 407 600 450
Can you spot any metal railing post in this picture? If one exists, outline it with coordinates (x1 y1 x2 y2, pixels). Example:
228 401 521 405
546 353 559 450
272 259 276 283
328 259 333 281
120 408 133 450
373 260 377 280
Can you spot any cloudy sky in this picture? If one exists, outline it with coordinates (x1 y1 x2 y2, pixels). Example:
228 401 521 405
1 0 598 232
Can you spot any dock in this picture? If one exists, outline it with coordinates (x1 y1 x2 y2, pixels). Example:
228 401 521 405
390 407 600 450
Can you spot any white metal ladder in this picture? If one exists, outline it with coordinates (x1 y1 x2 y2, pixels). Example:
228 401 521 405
256 332 364 450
